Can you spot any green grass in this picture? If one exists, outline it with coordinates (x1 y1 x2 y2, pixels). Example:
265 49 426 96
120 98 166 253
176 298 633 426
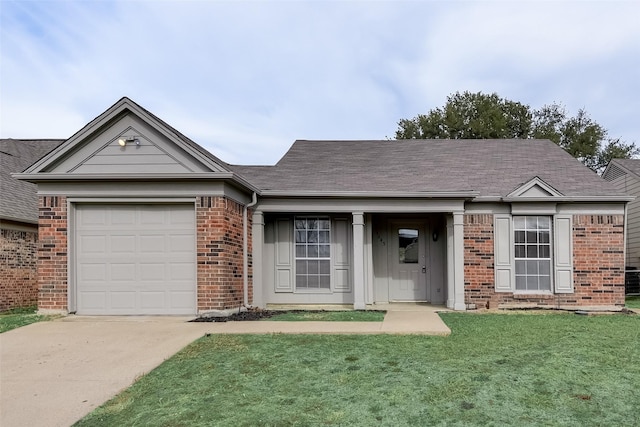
75 312 640 427
267 310 385 322
626 296 640 309
0 306 50 333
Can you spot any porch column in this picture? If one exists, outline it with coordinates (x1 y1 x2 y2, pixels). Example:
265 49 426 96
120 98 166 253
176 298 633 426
352 212 366 310
251 211 265 308
447 211 466 311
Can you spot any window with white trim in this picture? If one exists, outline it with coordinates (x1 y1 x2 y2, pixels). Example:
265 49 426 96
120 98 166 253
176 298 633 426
295 217 331 290
514 216 552 291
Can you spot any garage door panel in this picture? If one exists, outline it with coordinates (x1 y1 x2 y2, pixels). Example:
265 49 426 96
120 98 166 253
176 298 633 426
111 263 136 281
139 235 166 253
140 209 166 225
79 292 108 310
111 236 136 253
170 263 196 280
170 208 195 225
169 291 196 309
140 292 165 308
140 263 166 281
111 208 137 225
80 235 107 253
169 234 196 253
79 208 106 226
76 204 196 315
110 292 137 310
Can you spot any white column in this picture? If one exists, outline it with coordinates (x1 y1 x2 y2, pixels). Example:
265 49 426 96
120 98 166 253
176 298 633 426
453 211 466 311
446 215 455 309
352 212 366 310
251 211 265 308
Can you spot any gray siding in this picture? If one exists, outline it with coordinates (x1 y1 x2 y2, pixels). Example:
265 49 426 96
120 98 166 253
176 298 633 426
263 215 355 305
610 174 640 267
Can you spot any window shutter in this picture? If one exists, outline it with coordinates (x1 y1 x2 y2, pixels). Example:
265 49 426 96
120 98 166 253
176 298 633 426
554 215 573 293
332 218 352 292
494 214 513 292
274 218 293 292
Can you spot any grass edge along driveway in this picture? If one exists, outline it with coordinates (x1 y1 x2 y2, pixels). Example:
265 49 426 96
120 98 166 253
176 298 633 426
75 311 640 427
0 306 51 334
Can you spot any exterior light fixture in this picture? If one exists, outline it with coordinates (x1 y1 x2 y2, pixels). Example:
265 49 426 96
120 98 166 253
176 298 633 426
117 137 140 147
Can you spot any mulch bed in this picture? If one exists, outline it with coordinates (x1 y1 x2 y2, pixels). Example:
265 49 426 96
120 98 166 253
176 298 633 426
191 309 283 322
190 309 386 322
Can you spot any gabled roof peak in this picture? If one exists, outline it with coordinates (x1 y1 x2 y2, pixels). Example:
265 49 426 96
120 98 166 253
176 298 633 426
506 176 564 199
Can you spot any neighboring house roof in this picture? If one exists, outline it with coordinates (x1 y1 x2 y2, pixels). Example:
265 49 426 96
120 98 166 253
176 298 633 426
0 139 64 224
231 139 624 199
603 158 640 181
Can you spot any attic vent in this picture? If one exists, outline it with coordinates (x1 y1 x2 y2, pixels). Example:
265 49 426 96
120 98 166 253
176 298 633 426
604 164 627 181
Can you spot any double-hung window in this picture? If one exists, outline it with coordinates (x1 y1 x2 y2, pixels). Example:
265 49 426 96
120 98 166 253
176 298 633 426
494 213 573 294
514 216 552 291
295 217 331 290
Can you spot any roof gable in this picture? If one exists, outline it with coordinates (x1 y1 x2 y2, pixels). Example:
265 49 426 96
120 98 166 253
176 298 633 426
22 97 231 176
505 176 563 198
603 159 640 182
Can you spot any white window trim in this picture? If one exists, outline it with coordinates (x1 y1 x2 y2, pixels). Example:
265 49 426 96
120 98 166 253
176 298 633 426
513 216 553 293
494 213 573 294
294 216 332 292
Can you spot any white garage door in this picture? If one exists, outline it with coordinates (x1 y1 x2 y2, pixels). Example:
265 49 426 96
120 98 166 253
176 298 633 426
75 204 196 315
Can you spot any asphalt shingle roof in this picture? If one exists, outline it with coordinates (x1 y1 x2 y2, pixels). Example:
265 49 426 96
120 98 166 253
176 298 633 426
1 139 64 223
231 139 622 198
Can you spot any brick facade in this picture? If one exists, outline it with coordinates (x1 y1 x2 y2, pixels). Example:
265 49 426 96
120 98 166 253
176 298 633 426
196 196 251 311
464 213 625 309
0 227 39 311
572 215 625 306
36 195 252 314
37 196 68 312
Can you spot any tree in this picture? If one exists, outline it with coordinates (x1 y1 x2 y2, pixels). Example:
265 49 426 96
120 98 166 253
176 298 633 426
396 91 638 173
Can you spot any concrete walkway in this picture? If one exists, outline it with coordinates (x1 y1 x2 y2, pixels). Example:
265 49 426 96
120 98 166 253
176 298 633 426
0 305 449 427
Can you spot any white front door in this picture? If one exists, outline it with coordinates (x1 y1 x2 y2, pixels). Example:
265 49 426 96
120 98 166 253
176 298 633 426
389 222 428 301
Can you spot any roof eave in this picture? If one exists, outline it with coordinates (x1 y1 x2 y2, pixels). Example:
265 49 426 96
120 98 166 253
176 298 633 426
499 196 635 203
258 190 479 199
12 172 260 193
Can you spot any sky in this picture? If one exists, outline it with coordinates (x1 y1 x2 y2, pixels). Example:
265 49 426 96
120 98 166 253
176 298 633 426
1 0 639 166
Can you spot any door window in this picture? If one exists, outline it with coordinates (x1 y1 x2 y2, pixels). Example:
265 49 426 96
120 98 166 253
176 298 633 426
398 228 419 264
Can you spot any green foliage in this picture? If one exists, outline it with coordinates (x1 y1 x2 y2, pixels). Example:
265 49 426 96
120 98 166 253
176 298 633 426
626 296 640 309
396 91 638 172
76 313 640 426
0 306 49 334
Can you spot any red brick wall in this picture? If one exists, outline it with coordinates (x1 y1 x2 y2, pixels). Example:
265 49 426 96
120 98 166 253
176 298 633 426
464 213 626 309
0 227 38 311
38 196 68 312
572 215 625 306
464 214 496 308
196 196 252 311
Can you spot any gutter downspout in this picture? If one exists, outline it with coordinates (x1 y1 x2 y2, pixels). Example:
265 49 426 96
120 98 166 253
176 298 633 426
243 192 258 307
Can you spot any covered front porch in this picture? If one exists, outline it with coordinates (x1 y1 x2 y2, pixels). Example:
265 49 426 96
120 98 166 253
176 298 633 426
251 195 471 311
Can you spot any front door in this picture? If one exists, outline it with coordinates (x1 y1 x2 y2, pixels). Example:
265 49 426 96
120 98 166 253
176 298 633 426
389 222 427 301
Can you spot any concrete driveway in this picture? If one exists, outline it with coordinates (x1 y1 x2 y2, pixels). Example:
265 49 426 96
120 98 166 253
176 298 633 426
0 316 213 427
1 307 449 426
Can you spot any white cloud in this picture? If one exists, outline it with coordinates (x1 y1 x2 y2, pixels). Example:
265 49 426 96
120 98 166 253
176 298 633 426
1 0 639 164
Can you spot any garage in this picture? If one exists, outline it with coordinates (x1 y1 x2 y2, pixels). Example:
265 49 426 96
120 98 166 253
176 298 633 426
75 204 196 315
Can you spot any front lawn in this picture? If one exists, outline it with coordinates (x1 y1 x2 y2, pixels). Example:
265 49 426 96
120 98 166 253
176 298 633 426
0 306 49 333
626 296 640 309
75 312 640 426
